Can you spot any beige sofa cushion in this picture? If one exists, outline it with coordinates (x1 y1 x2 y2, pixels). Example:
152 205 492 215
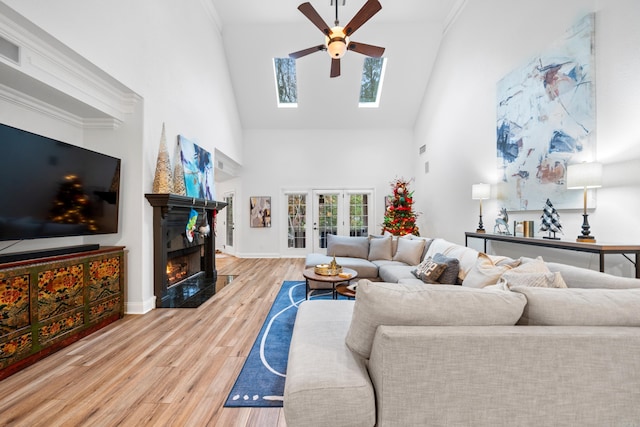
326 234 369 259
512 287 640 326
345 280 527 359
392 238 425 265
284 301 375 427
368 235 392 261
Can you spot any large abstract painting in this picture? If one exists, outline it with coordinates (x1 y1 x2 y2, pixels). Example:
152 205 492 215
178 135 215 201
496 14 595 211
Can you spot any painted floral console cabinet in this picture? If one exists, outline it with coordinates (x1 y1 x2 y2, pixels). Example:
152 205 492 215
0 246 125 379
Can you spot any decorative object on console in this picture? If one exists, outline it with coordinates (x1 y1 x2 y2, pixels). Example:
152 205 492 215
514 220 535 237
472 183 491 233
152 123 174 194
567 162 602 243
381 177 420 236
250 196 272 228
540 198 563 239
494 207 510 234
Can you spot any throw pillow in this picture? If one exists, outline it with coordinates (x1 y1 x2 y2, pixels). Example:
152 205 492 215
326 234 369 259
392 238 426 265
412 257 447 283
496 256 567 289
511 287 640 326
433 253 460 284
500 271 568 289
462 252 516 288
344 280 527 359
425 238 479 281
368 235 393 261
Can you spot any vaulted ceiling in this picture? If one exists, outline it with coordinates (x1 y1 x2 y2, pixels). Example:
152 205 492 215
210 0 466 130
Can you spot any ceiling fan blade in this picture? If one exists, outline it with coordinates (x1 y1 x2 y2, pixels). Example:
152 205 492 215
330 58 341 78
289 45 326 59
298 2 331 36
343 0 382 36
348 41 385 57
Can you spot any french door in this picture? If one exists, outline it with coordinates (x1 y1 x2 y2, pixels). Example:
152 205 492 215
312 189 373 253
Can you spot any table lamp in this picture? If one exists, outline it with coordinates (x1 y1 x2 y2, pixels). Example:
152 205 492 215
566 162 602 243
472 183 491 233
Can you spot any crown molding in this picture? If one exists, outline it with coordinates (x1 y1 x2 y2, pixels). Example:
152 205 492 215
0 3 138 123
0 83 122 130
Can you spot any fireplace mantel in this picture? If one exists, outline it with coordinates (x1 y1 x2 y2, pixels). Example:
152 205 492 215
145 193 227 307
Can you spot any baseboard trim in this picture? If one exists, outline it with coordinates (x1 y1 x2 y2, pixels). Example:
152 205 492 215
125 296 156 314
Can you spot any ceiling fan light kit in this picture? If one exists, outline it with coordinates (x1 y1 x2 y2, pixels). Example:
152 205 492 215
289 0 385 78
326 27 349 58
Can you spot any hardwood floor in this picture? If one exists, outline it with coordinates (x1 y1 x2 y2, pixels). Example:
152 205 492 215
0 256 305 426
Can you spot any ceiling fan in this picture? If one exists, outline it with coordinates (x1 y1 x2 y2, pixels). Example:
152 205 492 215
289 0 385 78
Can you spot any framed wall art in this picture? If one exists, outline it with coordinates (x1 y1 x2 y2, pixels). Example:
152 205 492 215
250 196 271 228
496 14 595 211
178 135 216 201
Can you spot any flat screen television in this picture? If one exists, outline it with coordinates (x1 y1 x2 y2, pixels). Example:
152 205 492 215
0 123 121 242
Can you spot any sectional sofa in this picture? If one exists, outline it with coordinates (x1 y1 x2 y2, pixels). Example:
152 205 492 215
305 234 478 287
287 235 640 426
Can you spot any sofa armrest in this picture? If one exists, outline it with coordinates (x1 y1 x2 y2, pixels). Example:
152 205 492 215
368 325 640 427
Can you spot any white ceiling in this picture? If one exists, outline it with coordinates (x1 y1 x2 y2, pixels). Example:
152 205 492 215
210 0 465 130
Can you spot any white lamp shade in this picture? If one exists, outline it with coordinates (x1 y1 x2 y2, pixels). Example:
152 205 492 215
326 26 349 58
566 162 603 189
471 183 491 200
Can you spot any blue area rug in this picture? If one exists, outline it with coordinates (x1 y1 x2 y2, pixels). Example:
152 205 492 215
224 280 344 407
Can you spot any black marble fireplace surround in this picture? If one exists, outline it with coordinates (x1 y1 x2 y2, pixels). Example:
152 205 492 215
145 194 227 308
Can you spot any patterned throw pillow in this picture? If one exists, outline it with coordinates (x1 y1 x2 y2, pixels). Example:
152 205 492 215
412 257 447 283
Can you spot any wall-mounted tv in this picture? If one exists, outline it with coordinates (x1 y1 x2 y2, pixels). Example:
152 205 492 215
0 123 121 242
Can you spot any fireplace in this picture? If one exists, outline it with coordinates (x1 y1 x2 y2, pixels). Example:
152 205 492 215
166 247 202 286
145 194 227 308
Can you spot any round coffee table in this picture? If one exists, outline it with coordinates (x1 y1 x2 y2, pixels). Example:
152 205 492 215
302 267 358 299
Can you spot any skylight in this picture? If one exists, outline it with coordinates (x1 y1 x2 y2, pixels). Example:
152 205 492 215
359 57 387 108
273 58 298 108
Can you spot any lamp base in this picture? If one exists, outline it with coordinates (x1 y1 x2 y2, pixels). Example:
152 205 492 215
577 235 596 243
476 229 486 234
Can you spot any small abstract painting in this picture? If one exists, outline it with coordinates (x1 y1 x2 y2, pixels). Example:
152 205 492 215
496 14 595 211
178 135 215 201
250 196 271 228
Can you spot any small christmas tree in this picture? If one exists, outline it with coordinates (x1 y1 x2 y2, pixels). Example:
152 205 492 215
381 178 420 236
540 198 563 240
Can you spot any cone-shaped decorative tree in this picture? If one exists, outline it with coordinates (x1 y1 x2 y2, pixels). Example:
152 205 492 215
152 122 174 194
381 178 420 236
540 198 563 239
173 135 187 196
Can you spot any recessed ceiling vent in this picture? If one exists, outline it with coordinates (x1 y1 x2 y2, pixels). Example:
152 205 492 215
0 35 20 64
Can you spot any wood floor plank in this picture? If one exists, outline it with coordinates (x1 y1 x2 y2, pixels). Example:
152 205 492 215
0 256 304 426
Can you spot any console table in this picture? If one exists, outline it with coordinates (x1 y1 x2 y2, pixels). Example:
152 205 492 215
465 232 640 279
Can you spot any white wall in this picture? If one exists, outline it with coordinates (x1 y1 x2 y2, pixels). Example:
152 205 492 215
216 128 414 257
2 0 243 313
413 0 640 275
